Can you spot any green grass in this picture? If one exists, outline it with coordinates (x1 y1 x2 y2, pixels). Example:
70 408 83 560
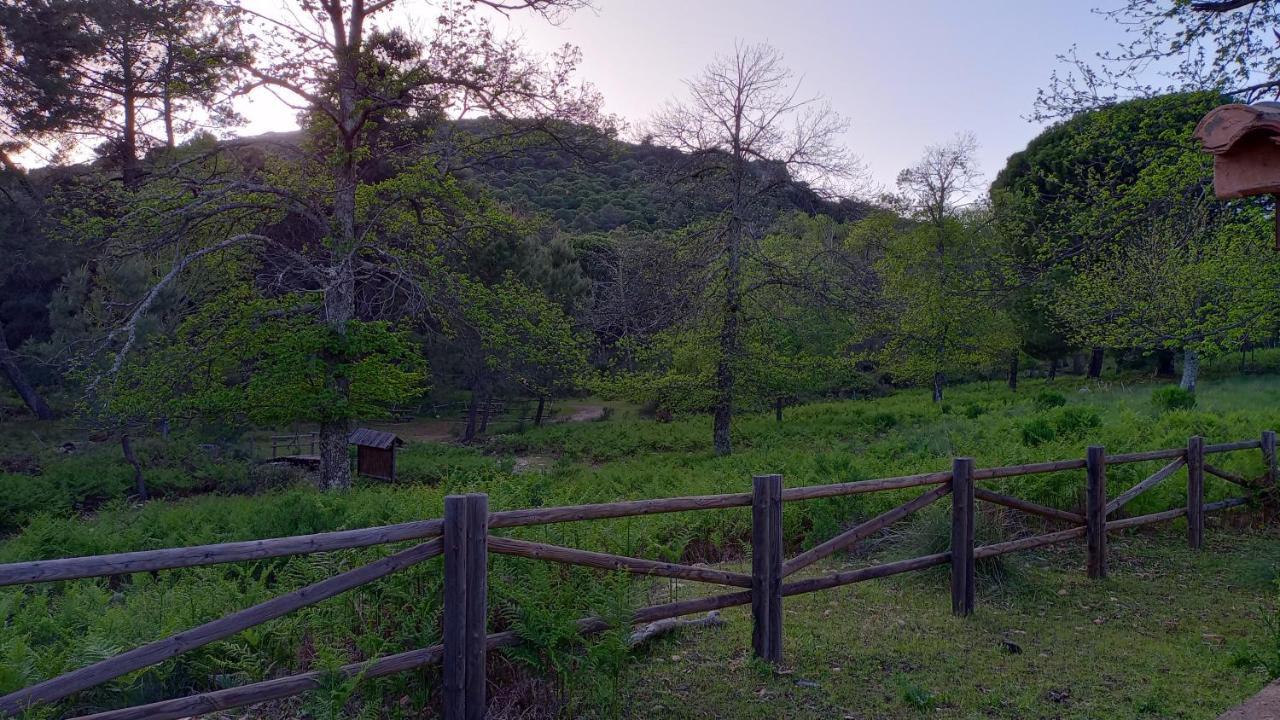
625 527 1280 719
3 373 1280 717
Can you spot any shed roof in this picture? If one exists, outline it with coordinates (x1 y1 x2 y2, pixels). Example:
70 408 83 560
348 428 404 449
1194 102 1280 156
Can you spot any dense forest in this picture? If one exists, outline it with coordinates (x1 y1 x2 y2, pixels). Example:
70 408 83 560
1 0 1279 484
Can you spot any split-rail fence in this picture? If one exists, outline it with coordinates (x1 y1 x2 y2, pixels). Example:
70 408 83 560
0 431 1275 720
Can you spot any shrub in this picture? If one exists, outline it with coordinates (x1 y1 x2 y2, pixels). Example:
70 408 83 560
1055 406 1102 438
1033 391 1066 411
1020 417 1057 447
960 403 988 419
1153 385 1196 411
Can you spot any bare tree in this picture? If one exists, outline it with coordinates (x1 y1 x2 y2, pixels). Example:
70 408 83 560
885 134 1011 403
1035 0 1280 119
651 42 854 455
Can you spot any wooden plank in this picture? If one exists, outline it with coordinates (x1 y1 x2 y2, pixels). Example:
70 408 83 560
1188 436 1205 550
1086 445 1107 580
781 483 951 578
1204 463 1261 489
1105 506 1186 531
779 552 951 596
1205 496 1251 513
0 519 448 587
971 458 1086 480
1105 457 1186 515
950 457 975 617
486 492 753 529
69 642 451 720
0 537 443 716
1264 431 1277 489
779 471 950 501
1107 447 1185 465
974 527 1085 559
72 590 756 720
1206 439 1262 454
464 495 488 720
443 497 469 720
974 487 1084 525
751 474 783 663
487 536 752 587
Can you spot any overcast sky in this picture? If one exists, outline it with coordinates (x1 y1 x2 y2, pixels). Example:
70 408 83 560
233 1 1136 193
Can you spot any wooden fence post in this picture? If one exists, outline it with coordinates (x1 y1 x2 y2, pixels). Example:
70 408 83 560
950 457 975 616
1259 430 1269 509
751 474 783 663
1187 436 1204 550
1086 445 1107 580
444 494 488 720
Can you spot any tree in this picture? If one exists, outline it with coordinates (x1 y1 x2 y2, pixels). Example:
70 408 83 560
47 0 602 489
879 135 1014 403
0 0 247 185
1035 0 1280 119
651 42 853 454
992 92 1229 382
445 275 586 441
1054 159 1280 392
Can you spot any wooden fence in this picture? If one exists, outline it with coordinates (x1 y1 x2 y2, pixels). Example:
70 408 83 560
0 432 1275 720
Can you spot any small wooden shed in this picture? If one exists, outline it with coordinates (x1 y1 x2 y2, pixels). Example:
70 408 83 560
349 428 404 481
1195 101 1280 247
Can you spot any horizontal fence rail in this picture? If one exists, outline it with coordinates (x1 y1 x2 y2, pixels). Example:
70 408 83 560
0 431 1275 719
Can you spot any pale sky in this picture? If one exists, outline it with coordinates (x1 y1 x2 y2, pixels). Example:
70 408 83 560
230 1 1138 193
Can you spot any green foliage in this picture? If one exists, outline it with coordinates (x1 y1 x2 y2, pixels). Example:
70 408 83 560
1055 406 1102 438
106 283 428 426
1020 417 1057 447
1033 391 1066 411
1153 385 1197 411
5 373 1280 715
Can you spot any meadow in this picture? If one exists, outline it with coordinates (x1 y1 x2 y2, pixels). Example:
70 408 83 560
3 363 1280 717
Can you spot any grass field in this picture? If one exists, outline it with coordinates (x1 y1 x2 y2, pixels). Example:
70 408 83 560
3 369 1280 718
626 528 1280 719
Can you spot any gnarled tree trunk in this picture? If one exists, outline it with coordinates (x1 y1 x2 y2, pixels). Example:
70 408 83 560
0 321 53 420
1180 348 1200 393
1087 347 1104 379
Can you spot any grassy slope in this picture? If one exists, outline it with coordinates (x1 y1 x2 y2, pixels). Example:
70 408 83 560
3 370 1280 717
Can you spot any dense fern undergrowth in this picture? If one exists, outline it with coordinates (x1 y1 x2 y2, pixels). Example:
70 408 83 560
4 367 1280 717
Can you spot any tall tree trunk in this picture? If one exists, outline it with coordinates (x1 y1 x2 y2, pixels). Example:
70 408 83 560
316 30 365 491
1007 351 1019 392
1180 348 1200 393
120 38 141 189
932 371 944 403
462 391 481 444
121 433 146 501
479 398 492 434
1087 347 1104 379
0 321 53 420
534 396 546 426
712 214 742 456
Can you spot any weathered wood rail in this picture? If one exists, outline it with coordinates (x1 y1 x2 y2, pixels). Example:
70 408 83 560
0 431 1274 720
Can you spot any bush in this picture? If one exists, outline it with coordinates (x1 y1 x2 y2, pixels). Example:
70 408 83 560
960 402 988 419
1153 385 1196 411
1033 391 1066 411
1056 406 1102 438
1021 417 1057 447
